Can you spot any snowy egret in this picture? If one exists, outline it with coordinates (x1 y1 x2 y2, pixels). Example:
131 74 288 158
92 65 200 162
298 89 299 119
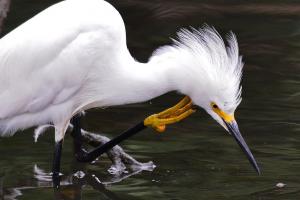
0 0 260 186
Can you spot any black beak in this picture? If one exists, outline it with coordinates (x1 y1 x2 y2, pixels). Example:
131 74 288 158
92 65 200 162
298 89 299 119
224 120 261 175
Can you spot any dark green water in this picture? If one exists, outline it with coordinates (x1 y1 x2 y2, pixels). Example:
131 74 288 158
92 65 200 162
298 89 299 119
1 0 300 199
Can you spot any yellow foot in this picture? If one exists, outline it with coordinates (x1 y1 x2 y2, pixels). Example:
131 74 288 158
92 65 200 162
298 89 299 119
144 96 196 132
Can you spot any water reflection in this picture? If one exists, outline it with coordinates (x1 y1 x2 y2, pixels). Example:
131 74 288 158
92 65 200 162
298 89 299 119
1 164 148 200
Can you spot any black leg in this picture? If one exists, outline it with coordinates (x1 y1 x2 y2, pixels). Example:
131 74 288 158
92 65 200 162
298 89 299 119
70 115 90 162
70 114 84 154
74 121 146 163
70 114 147 163
52 140 63 188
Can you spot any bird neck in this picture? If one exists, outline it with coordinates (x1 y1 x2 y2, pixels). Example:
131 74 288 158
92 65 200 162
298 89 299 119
110 61 170 105
115 52 190 105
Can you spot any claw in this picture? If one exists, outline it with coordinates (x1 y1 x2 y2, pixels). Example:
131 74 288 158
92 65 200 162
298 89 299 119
169 101 193 117
155 125 166 133
157 96 191 118
144 96 196 132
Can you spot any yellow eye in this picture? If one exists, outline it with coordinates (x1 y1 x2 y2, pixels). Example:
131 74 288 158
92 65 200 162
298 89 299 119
211 102 235 123
211 102 219 109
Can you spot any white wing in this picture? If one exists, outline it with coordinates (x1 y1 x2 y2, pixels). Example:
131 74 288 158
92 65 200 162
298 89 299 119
0 0 125 119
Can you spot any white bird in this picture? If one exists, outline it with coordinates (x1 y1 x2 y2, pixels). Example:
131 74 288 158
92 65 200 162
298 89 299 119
0 0 259 186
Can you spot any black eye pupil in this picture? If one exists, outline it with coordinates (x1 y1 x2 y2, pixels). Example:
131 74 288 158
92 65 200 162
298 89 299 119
213 104 218 109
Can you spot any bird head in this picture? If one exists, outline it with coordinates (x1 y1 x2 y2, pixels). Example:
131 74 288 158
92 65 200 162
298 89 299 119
153 26 260 174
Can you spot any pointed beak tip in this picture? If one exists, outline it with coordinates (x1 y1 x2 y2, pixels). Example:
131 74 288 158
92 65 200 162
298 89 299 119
255 165 261 175
224 120 260 175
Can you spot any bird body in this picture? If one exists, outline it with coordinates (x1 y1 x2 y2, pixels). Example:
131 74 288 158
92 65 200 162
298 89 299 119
0 0 133 139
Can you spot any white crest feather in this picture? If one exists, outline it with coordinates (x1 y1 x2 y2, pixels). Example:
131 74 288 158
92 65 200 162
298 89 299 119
151 25 243 113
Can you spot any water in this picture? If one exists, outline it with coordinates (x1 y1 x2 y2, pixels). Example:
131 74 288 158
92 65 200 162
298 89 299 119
1 0 300 199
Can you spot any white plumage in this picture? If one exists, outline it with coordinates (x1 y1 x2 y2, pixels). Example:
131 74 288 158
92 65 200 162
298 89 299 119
0 0 243 142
